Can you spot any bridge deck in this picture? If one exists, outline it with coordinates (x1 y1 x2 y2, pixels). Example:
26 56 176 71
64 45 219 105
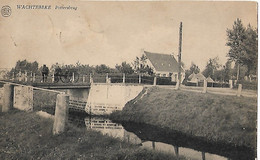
33 83 91 89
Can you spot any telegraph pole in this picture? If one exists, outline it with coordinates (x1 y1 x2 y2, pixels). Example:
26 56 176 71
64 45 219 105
178 22 183 88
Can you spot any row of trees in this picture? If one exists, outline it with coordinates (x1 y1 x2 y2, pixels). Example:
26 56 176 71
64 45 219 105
186 56 253 82
185 58 234 82
185 18 257 82
8 56 152 77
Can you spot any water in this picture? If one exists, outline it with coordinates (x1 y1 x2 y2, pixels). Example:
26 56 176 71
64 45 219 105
68 114 255 160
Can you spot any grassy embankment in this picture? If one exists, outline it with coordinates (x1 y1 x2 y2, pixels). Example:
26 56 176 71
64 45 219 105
111 87 257 149
0 90 186 160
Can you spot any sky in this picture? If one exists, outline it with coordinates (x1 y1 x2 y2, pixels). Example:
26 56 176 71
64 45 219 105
0 0 257 71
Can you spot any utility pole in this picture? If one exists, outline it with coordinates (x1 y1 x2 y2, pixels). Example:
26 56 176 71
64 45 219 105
178 22 183 88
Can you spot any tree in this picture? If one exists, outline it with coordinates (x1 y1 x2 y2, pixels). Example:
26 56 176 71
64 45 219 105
94 64 116 74
223 60 232 81
226 19 258 78
7 59 40 78
95 64 110 74
189 62 200 74
115 61 134 74
11 59 39 74
243 25 258 75
184 62 200 81
202 57 221 80
226 19 246 80
132 54 154 75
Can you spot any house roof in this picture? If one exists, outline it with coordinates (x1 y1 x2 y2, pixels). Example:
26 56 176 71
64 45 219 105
188 72 196 80
144 51 184 73
188 72 206 81
196 73 206 81
206 77 214 82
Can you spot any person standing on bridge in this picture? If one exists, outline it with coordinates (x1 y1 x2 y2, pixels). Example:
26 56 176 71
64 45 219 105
54 66 62 82
42 64 49 82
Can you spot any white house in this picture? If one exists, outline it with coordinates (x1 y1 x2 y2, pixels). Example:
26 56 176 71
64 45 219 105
143 50 185 83
188 72 206 83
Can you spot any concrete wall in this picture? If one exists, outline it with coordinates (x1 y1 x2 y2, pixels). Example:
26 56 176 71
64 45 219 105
13 85 33 112
57 89 89 102
86 83 143 115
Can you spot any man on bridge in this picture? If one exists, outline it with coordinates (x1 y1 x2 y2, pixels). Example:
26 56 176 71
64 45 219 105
42 64 49 82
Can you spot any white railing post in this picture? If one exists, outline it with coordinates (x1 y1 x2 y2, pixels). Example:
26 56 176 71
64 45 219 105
106 73 109 83
90 73 93 83
139 74 141 84
237 84 242 97
123 73 125 83
25 71 28 82
229 80 233 89
33 73 36 82
153 76 157 86
30 71 33 82
83 75 85 83
72 72 75 83
202 79 207 93
52 73 55 83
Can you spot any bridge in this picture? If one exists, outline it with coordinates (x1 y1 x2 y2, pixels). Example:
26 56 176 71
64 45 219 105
2 71 177 87
0 71 256 117
31 83 91 89
0 79 145 115
0 73 156 115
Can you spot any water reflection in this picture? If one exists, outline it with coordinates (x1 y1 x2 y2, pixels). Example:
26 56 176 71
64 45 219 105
69 115 244 160
85 116 141 145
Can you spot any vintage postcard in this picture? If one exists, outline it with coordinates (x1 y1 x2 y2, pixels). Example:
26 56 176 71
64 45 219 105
0 0 257 160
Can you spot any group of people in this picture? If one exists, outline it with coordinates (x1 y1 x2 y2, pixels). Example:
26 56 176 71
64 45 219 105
41 64 62 82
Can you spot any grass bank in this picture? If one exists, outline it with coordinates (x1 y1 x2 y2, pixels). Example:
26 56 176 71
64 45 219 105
110 87 257 149
0 109 186 160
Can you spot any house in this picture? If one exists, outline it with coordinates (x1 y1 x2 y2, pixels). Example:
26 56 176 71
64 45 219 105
188 72 206 83
206 76 214 83
206 76 214 87
143 50 185 82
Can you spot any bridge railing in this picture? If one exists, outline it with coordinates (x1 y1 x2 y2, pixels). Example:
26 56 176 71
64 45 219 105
2 71 179 86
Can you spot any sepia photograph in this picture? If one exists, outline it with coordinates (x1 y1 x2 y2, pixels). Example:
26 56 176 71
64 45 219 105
0 0 258 159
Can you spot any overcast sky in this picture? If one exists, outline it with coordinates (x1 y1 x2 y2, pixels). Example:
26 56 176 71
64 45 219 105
0 1 257 70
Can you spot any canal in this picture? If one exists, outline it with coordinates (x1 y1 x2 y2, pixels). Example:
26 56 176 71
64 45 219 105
68 112 254 160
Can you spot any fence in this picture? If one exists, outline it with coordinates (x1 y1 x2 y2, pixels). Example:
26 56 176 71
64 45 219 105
185 81 229 88
4 71 179 86
233 80 257 90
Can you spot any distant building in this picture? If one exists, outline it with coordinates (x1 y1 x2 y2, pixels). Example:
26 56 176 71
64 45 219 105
143 50 185 82
206 76 214 83
188 72 206 83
